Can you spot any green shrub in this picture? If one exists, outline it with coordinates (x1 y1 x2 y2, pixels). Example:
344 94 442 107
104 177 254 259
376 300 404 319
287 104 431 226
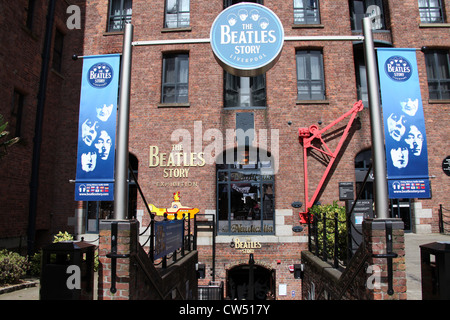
309 201 348 262
0 249 30 285
53 231 74 243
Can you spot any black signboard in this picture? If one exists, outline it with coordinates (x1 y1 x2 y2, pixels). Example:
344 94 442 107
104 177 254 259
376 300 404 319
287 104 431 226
339 182 354 200
443 156 450 176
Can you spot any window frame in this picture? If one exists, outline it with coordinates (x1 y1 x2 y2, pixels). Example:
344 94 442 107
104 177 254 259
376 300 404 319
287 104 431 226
296 49 326 101
349 0 386 31
216 148 275 236
293 0 321 25
161 53 190 104
107 0 132 32
224 0 263 8
425 49 450 100
26 0 36 31
52 29 64 73
224 72 267 108
418 0 445 23
164 0 190 28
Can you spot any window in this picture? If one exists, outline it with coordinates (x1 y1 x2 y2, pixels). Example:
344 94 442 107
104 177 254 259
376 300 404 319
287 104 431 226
26 0 36 30
353 43 390 108
162 53 189 103
296 50 326 100
52 29 64 73
107 0 132 32
294 0 320 25
217 148 275 235
11 90 25 138
354 47 368 107
224 72 266 108
225 0 263 8
425 50 450 100
165 0 190 28
349 0 385 31
419 0 445 23
354 149 373 199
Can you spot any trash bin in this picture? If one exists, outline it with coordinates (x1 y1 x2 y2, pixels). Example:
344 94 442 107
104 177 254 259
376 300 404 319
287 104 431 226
420 241 450 300
40 241 96 300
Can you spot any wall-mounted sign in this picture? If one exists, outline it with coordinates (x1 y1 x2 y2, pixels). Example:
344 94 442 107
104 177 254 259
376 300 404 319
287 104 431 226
230 238 262 253
149 144 205 187
210 3 284 77
443 156 450 176
339 182 354 201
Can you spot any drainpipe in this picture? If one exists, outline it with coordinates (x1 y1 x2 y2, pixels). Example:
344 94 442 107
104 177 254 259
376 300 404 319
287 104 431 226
27 0 56 257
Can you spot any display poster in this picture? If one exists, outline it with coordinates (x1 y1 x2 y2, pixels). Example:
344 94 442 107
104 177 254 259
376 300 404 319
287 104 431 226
75 54 120 201
377 48 430 198
154 220 184 260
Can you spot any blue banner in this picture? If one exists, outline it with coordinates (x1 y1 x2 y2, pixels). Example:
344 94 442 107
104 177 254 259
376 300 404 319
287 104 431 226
377 48 430 198
75 54 120 201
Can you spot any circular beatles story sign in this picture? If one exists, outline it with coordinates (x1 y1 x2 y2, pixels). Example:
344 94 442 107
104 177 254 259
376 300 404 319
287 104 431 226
210 3 284 77
443 156 450 177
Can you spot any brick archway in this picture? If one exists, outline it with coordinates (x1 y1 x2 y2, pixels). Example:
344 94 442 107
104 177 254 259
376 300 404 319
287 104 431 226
226 263 275 300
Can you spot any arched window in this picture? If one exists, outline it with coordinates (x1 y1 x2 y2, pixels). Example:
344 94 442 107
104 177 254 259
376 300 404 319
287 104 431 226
217 147 275 235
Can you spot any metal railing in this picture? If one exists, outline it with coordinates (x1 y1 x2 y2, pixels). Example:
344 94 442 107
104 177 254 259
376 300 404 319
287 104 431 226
307 206 348 269
307 165 373 269
439 204 450 234
198 281 224 300
129 164 195 269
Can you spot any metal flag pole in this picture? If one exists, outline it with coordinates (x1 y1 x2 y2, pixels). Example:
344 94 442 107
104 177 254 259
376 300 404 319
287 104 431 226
362 17 389 219
114 23 134 220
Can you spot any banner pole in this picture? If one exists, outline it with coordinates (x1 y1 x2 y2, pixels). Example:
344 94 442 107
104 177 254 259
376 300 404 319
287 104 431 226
114 23 134 220
362 17 389 219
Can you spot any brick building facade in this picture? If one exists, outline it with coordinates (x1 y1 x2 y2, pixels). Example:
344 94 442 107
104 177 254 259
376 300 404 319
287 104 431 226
0 0 84 253
1 0 449 300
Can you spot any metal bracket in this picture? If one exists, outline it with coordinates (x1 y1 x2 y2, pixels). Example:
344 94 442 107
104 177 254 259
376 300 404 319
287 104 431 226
105 222 130 293
372 220 398 295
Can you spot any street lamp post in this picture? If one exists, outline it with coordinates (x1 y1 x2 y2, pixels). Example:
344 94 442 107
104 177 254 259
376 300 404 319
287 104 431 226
114 23 134 220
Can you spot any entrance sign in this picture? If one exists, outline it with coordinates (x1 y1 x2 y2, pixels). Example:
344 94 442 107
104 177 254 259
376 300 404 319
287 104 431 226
377 48 430 199
210 3 284 76
75 54 120 201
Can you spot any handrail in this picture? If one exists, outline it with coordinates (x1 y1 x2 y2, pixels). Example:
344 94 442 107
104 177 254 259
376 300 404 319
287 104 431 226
439 204 450 234
127 163 194 267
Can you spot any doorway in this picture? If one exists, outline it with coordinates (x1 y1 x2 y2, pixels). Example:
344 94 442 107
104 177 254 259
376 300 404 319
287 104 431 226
227 264 275 300
390 198 412 232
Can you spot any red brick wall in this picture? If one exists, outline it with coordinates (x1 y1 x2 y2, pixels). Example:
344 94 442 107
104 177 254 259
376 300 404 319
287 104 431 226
301 219 406 300
126 0 449 232
0 0 84 248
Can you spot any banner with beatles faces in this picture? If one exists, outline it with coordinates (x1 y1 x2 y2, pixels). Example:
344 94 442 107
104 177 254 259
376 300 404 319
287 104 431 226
75 54 120 201
377 48 430 198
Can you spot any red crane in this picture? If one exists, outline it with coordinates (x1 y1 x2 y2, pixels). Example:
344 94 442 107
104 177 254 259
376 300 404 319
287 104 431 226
298 100 364 223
